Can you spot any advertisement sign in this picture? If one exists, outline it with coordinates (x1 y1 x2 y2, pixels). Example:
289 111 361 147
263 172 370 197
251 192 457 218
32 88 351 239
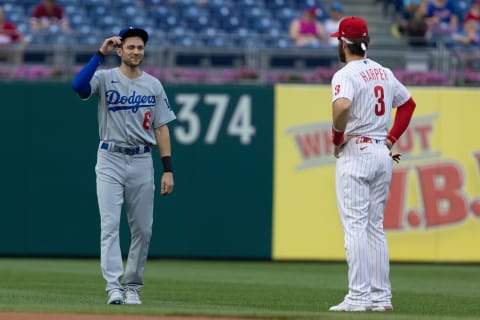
273 85 480 262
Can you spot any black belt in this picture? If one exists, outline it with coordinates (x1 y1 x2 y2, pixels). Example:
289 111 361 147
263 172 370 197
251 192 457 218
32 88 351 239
101 142 151 155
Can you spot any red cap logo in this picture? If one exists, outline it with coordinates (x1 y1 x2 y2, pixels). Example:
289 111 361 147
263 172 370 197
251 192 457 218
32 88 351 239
330 16 368 39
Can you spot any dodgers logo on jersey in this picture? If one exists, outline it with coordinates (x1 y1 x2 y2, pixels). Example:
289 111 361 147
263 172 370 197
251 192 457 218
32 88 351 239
106 90 156 113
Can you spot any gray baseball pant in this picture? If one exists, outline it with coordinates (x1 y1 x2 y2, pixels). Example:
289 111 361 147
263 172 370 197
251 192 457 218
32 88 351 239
95 148 154 293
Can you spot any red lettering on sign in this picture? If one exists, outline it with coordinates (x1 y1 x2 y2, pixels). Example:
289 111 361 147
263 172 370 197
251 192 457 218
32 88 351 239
395 124 433 154
417 162 468 227
415 124 432 150
295 129 333 159
396 129 413 153
384 168 409 230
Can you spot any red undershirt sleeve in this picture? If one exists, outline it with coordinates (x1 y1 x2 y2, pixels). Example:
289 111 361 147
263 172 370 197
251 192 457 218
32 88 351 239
387 97 416 145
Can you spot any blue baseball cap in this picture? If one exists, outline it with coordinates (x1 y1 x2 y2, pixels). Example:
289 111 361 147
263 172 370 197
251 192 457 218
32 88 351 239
331 2 343 12
118 26 149 44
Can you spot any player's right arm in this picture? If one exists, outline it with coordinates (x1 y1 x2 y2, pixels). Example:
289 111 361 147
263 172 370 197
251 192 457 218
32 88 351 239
71 53 103 99
71 36 122 99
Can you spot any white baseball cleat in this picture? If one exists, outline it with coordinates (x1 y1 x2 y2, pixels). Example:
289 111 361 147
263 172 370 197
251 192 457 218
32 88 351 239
124 288 142 305
372 305 393 311
107 290 124 305
329 301 372 312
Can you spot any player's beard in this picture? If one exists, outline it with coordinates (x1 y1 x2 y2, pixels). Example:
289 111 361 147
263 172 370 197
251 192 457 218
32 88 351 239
338 45 346 63
123 55 144 69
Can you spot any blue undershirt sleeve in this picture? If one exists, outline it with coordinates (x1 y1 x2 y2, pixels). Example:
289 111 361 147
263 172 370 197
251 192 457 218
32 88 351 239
71 53 103 98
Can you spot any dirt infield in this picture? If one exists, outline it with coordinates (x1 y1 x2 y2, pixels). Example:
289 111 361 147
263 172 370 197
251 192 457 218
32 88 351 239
0 313 253 320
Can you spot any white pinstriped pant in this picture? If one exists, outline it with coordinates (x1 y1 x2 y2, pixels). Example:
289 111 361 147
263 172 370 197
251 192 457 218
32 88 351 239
335 138 393 307
96 148 155 293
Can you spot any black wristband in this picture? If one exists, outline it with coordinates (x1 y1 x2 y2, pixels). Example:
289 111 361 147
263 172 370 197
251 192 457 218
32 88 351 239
161 156 173 173
96 50 105 57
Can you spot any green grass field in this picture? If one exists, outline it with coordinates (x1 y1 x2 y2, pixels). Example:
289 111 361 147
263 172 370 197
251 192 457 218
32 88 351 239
0 258 479 319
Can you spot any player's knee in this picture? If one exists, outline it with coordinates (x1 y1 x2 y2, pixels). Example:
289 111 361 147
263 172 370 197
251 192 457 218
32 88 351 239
101 227 120 241
134 226 152 241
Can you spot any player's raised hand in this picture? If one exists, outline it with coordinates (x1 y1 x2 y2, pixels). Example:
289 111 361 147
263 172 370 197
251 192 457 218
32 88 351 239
160 172 174 196
98 36 122 56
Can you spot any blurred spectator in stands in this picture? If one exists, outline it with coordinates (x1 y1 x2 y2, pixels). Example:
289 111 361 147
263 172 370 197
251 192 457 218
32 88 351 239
464 0 480 25
392 0 421 37
289 3 328 48
425 0 458 47
324 2 344 46
0 6 27 64
30 0 71 32
453 19 480 70
453 19 480 47
377 0 404 21
400 0 429 46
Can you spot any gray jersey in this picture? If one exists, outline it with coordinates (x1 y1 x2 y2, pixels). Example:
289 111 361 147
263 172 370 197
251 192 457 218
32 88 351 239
86 68 176 146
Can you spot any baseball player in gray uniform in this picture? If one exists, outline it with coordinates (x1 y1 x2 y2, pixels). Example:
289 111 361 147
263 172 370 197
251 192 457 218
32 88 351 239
328 17 416 312
72 26 176 305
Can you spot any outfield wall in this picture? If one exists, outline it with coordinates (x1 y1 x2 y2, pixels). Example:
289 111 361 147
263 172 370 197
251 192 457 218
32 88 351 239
1 83 479 262
272 86 480 263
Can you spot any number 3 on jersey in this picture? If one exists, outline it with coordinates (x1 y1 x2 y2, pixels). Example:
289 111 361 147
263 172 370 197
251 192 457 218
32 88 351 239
374 85 385 116
143 111 151 130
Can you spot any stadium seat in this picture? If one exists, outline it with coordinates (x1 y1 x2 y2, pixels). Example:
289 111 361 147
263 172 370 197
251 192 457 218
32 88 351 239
117 5 141 19
150 6 173 28
266 0 292 10
237 0 261 9
188 14 211 31
255 16 280 34
69 14 88 29
94 15 117 30
11 0 330 49
231 26 266 48
269 35 295 49
82 0 108 6
174 35 203 48
206 35 234 48
57 0 80 5
148 31 170 47
275 7 298 30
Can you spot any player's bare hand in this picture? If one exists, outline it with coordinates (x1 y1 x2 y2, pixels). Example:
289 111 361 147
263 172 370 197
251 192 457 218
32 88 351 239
99 36 122 55
160 172 174 196
334 143 346 158
390 152 401 163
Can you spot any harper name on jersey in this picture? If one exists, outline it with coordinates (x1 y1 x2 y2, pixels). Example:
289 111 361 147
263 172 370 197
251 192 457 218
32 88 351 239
360 68 389 82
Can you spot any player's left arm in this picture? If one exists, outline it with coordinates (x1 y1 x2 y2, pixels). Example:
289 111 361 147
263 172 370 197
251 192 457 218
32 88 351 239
155 125 174 196
386 97 416 149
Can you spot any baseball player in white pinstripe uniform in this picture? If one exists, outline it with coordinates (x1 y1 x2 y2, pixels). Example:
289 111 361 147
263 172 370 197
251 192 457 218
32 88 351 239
328 17 416 312
72 27 176 305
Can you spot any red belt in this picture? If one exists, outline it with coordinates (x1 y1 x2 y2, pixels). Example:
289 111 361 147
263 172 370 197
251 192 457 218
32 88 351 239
355 137 382 144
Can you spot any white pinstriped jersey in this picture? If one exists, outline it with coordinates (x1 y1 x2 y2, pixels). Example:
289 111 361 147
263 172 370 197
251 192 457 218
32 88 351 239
331 58 411 140
87 68 176 146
